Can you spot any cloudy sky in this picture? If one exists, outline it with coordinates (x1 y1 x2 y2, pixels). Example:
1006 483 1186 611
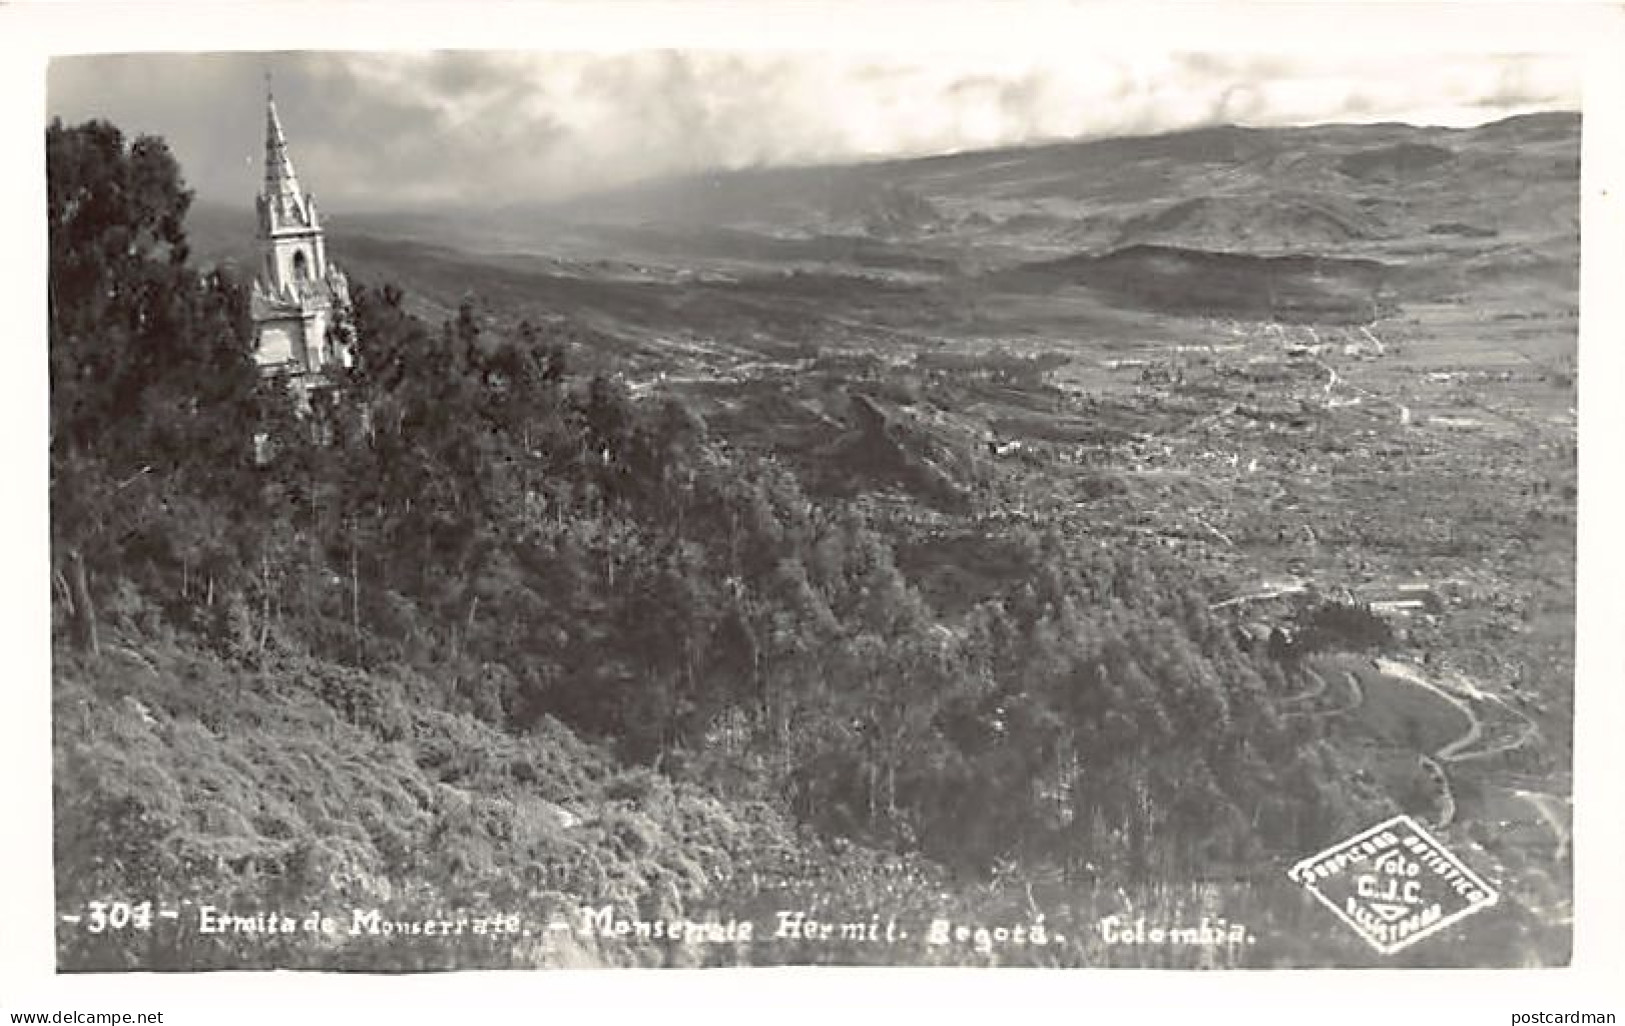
47 48 1580 212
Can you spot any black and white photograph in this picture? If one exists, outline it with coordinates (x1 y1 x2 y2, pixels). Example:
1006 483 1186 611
8 0 1625 1009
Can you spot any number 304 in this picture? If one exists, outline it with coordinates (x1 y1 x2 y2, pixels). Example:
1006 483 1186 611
86 900 154 932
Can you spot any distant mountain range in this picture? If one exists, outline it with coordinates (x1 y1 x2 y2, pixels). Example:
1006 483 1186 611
187 110 1579 334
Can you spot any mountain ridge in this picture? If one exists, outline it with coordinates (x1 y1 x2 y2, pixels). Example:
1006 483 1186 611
183 107 1577 354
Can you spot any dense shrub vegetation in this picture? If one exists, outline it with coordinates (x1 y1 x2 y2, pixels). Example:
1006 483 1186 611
50 119 1404 968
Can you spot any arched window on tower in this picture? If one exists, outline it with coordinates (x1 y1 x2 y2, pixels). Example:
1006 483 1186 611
293 250 309 283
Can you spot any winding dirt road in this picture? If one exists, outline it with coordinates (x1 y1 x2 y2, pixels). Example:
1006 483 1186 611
1511 788 1571 862
1369 658 1566 852
1373 658 1482 761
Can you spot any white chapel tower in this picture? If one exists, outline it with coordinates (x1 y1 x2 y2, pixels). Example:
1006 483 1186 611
250 91 352 384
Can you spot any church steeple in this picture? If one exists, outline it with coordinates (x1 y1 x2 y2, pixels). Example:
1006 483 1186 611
263 96 306 219
250 83 351 382
260 90 317 233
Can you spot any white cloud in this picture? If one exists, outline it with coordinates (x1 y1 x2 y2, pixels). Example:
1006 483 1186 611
47 49 1581 210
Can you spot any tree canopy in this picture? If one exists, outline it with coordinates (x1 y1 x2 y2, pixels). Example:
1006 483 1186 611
48 115 1385 897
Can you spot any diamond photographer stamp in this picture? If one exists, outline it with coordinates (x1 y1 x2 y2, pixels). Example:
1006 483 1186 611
1289 814 1499 955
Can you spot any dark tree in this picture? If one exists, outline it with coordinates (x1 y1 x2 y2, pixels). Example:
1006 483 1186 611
48 119 257 648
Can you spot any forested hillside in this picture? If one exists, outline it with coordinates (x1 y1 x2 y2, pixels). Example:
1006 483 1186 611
47 118 1567 970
